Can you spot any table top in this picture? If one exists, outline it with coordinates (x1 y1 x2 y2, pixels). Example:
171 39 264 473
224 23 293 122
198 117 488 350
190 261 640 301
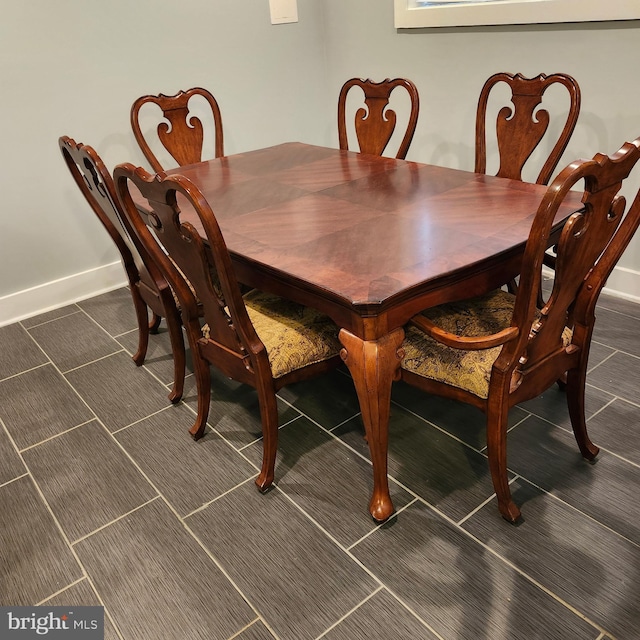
160 142 583 330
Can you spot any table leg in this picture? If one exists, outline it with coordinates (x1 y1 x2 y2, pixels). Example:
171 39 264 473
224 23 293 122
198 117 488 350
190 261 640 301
339 327 405 522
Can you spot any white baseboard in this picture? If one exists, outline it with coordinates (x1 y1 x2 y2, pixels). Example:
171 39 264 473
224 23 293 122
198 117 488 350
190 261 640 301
600 264 640 304
0 262 127 328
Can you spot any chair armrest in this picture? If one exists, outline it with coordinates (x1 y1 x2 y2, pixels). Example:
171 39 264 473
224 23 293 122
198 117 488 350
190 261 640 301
409 314 519 350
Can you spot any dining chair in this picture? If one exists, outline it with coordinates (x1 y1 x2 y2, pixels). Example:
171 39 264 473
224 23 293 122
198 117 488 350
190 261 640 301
400 136 640 524
475 72 581 185
476 72 581 294
130 87 224 172
338 77 420 160
114 164 343 491
58 136 186 403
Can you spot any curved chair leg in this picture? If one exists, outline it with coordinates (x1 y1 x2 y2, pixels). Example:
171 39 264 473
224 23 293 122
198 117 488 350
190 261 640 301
183 322 211 440
149 312 162 334
255 380 279 493
555 371 568 390
486 402 521 523
566 367 599 460
130 288 150 366
163 305 186 404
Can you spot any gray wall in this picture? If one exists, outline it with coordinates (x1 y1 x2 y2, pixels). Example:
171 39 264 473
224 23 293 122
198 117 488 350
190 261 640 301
2 0 639 324
0 0 329 323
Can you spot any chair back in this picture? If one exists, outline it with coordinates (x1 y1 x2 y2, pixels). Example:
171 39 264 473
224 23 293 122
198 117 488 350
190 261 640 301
114 165 260 367
130 87 224 172
475 72 581 185
338 77 419 160
502 138 640 386
59 136 164 293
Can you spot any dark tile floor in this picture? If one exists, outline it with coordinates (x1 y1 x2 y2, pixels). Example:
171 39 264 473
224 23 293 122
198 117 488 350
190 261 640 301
1 285 639 640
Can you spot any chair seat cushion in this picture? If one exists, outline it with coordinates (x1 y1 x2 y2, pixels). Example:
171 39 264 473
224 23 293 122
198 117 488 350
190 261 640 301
203 291 341 379
401 289 572 399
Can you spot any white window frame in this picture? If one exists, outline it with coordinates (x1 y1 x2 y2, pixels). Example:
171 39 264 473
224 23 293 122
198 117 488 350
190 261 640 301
394 0 640 29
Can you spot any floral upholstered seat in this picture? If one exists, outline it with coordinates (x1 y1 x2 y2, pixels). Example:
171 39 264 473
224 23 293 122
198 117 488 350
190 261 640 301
402 289 572 399
202 290 341 379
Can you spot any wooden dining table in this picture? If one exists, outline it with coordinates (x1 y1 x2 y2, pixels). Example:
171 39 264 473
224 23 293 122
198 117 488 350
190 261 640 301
155 142 584 522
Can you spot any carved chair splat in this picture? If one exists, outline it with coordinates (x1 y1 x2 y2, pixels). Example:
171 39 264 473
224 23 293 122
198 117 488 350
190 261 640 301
338 77 420 160
130 87 224 172
475 72 581 185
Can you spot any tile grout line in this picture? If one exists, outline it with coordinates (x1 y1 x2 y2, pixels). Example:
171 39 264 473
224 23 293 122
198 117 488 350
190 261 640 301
62 348 127 375
0 361 50 385
313 587 385 640
593 303 640 321
326 583 447 640
36 577 88 605
70 496 162 546
0 471 29 491
18 418 97 453
261 479 444 622
109 402 183 436
180 506 282 639
185 476 257 518
224 617 263 640
22 303 131 374
586 346 620 374
389 399 490 457
346 498 420 551
20 306 82 330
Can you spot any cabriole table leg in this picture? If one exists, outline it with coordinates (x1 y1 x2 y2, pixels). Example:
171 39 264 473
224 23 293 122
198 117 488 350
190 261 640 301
339 327 405 522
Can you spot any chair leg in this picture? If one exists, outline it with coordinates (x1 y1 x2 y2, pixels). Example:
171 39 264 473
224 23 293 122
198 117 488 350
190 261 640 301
183 323 211 441
255 379 279 492
149 312 162 334
556 372 568 391
164 306 186 404
486 403 521 523
131 289 150 366
566 367 599 460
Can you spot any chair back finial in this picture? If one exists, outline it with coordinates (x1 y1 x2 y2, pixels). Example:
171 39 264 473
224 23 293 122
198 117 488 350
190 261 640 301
338 77 419 159
130 87 224 172
475 72 581 185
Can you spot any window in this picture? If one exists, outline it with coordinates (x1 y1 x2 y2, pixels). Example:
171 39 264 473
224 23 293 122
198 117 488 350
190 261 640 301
395 0 640 29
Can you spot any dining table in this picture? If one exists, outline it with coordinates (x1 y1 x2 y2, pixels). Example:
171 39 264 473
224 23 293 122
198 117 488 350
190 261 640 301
151 142 584 522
